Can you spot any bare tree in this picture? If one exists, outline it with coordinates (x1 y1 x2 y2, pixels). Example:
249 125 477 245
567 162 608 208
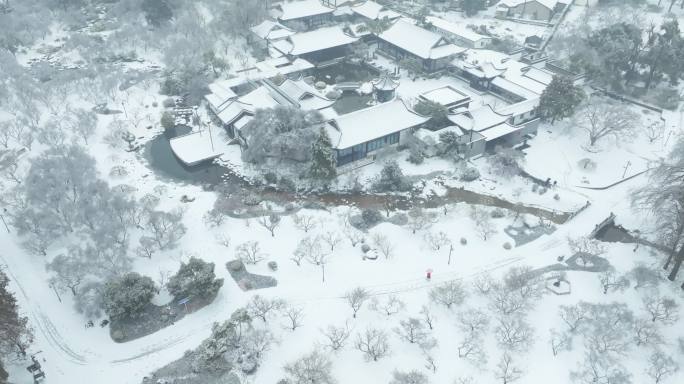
549 328 572 356
559 302 591 334
370 295 406 316
424 231 451 251
646 121 665 143
571 351 631 384
456 307 490 336
471 207 497 241
247 295 285 322
322 231 342 251
646 349 679 384
457 330 488 367
632 318 664 347
321 322 352 352
642 291 680 324
419 305 434 330
576 99 639 146
258 213 281 237
344 287 370 318
494 353 523 384
407 207 437 234
146 209 187 250
306 244 332 283
292 236 321 266
355 327 390 362
429 280 467 309
293 213 317 233
46 253 86 295
372 232 394 259
394 317 428 344
282 305 305 331
389 370 429 384
568 236 606 266
235 241 265 265
494 316 534 352
598 268 631 294
284 349 335 384
472 273 494 295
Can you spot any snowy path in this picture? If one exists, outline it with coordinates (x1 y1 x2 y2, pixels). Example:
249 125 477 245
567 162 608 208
0 173 642 384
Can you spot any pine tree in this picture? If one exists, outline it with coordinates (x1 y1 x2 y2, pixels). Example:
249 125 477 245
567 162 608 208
539 76 585 124
0 269 33 359
309 127 337 181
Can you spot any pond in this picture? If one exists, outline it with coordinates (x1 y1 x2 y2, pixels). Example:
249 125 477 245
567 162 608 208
145 126 238 188
332 92 374 114
311 61 380 85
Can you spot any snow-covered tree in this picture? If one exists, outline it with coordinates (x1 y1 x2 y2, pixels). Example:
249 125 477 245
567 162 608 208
646 349 679 384
344 287 370 318
146 209 186 250
102 272 156 320
236 241 265 265
539 76 585 123
247 295 286 323
0 269 33 358
166 257 223 300
394 317 429 344
494 353 523 384
355 327 390 362
309 127 337 181
258 213 281 237
284 349 335 384
429 280 467 309
46 252 87 295
389 370 429 384
282 305 305 331
321 322 352 352
576 99 639 146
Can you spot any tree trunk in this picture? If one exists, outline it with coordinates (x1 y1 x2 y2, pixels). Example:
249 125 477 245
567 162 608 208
667 246 684 281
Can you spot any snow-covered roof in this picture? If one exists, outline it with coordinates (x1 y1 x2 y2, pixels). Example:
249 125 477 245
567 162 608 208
522 67 554 86
491 76 540 100
278 0 335 21
253 57 315 77
272 26 359 56
448 104 512 132
454 60 507 79
500 0 558 10
425 16 490 44
327 99 428 149
205 82 238 113
250 19 295 41
496 97 540 117
372 73 399 91
379 19 467 60
274 79 335 110
352 0 400 20
479 123 521 142
169 130 223 166
216 87 280 125
419 85 471 107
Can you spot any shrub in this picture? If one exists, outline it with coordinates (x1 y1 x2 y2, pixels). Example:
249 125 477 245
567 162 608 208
326 90 342 99
460 167 480 182
491 208 505 218
264 172 278 185
374 161 410 192
162 98 175 108
268 261 278 271
160 111 175 130
407 148 424 164
554 193 560 201
503 242 512 250
460 237 467 245
361 209 384 227
361 244 371 253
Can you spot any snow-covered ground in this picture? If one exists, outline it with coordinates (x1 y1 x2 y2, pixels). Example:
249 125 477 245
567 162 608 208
2 2 684 384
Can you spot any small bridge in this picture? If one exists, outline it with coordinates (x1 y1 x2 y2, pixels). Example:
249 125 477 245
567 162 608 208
335 82 362 92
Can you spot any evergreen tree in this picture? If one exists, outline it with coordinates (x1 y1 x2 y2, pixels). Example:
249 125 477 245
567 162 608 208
309 127 337 181
102 272 156 320
166 257 223 300
539 76 585 123
0 269 33 358
462 0 486 16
